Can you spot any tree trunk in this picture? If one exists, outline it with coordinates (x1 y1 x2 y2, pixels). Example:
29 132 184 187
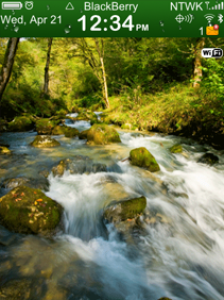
0 38 20 102
193 37 205 88
94 38 110 109
100 56 109 109
43 38 53 95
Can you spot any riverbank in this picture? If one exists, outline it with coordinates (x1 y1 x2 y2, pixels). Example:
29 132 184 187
103 85 224 150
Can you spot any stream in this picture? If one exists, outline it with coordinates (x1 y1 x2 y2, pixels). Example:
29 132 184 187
0 114 224 300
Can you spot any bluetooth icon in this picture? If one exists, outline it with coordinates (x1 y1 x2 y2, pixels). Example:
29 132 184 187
218 14 223 24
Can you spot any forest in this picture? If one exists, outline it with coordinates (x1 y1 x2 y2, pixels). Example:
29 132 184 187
0 37 224 147
0 38 224 300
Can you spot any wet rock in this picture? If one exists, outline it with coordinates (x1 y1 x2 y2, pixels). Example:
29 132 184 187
52 160 67 177
144 212 171 225
198 152 219 165
2 177 49 192
2 177 30 189
86 163 107 173
64 127 79 138
100 182 130 204
51 156 107 177
36 118 55 135
103 197 147 238
51 125 66 135
30 136 60 148
170 144 183 153
39 170 50 178
87 124 121 145
7 116 33 132
0 185 62 235
0 146 11 154
129 147 160 172
158 298 172 300
79 129 89 139
103 196 147 223
0 279 31 299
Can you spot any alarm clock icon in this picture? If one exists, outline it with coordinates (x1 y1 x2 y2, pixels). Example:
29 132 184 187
25 1 33 10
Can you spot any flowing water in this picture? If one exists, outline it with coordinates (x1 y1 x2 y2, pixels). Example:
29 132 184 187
0 115 224 300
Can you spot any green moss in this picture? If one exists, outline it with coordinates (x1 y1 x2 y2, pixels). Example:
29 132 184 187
52 125 66 135
30 136 60 148
170 144 183 153
0 185 62 234
8 116 33 132
130 147 160 172
87 124 121 145
104 196 147 222
64 127 79 138
36 118 57 135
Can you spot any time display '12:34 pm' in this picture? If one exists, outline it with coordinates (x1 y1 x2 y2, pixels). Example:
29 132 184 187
77 15 149 32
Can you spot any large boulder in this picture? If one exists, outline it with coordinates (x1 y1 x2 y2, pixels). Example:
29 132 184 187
64 127 79 138
0 186 62 234
51 125 79 138
87 124 121 145
198 152 219 165
129 147 160 172
36 119 56 135
170 144 183 153
103 196 147 237
7 116 33 132
51 125 66 135
103 196 147 223
30 136 60 148
52 156 107 177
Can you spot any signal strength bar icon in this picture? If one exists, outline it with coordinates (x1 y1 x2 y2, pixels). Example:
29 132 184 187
209 2 224 10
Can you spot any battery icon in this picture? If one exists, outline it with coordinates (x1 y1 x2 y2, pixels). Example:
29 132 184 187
2 2 23 10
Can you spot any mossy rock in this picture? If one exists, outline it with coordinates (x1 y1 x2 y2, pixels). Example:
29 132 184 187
0 185 62 234
52 160 66 177
0 146 11 154
52 125 66 135
87 124 121 145
64 127 79 138
7 116 33 132
36 119 55 135
30 136 60 148
129 147 160 172
104 196 147 223
170 144 183 153
79 129 89 140
198 152 219 165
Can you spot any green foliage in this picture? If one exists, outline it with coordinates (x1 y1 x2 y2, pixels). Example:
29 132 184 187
201 58 224 100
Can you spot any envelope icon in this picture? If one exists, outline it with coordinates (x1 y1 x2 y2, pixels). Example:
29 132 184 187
206 26 219 35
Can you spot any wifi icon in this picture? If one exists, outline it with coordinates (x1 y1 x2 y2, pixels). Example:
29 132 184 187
204 14 215 23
